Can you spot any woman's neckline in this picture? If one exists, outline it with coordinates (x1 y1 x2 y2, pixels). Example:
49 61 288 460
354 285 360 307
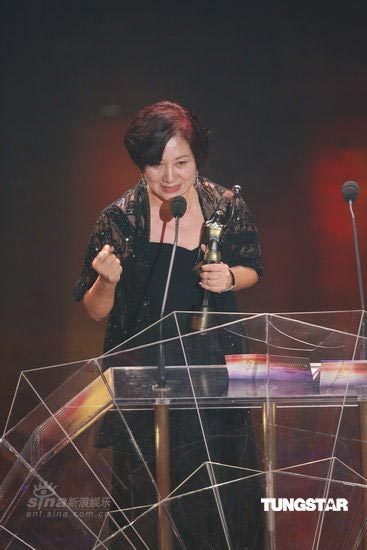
148 241 199 252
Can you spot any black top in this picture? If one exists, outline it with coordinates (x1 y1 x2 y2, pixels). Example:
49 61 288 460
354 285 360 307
146 242 202 321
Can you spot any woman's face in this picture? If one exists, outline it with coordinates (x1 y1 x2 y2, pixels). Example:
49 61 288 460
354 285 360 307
143 135 197 202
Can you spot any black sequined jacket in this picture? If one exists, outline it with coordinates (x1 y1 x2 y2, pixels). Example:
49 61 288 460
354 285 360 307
74 177 263 353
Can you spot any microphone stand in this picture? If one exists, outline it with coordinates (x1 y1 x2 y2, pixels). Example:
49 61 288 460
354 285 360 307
348 199 365 310
347 199 367 358
157 214 181 389
152 201 185 550
344 184 367 546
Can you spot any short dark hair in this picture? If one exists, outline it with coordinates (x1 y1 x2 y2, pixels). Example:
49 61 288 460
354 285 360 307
124 101 209 170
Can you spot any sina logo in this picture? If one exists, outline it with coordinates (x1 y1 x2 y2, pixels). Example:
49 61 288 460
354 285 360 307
28 481 58 510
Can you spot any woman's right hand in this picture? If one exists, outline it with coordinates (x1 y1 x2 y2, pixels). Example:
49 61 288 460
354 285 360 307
92 244 122 285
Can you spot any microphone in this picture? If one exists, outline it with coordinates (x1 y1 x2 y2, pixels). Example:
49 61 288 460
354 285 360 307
342 180 366 321
156 196 187 388
342 180 359 203
171 195 187 218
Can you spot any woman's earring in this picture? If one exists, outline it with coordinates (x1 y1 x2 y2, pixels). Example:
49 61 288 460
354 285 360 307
195 170 199 185
141 173 146 186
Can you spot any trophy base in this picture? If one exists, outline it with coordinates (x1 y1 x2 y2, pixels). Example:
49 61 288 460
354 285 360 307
191 306 215 332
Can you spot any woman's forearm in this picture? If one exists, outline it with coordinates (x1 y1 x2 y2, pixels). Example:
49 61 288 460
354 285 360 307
83 276 117 321
83 244 122 321
230 266 259 291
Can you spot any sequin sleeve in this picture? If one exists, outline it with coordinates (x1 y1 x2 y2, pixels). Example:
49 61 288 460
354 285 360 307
73 205 132 302
73 212 108 302
222 197 263 277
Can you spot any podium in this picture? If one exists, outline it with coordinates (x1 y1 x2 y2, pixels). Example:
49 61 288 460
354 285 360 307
1 311 367 549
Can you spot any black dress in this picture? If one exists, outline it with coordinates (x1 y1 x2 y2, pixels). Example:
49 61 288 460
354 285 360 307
145 242 202 319
106 244 263 549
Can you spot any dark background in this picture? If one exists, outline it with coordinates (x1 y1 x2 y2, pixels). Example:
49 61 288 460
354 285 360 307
2 2 367 429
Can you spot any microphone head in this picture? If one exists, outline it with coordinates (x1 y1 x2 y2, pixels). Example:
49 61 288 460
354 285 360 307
171 196 187 218
342 180 359 202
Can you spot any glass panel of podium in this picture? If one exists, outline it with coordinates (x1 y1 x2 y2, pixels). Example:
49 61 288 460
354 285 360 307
1 311 367 549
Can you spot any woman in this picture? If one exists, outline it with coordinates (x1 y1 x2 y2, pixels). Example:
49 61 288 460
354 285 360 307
74 101 264 548
74 101 263 354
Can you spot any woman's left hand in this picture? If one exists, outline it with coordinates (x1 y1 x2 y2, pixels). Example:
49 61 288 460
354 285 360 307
199 263 234 293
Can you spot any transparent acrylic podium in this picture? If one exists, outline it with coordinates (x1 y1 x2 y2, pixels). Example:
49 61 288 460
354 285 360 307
1 311 367 549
